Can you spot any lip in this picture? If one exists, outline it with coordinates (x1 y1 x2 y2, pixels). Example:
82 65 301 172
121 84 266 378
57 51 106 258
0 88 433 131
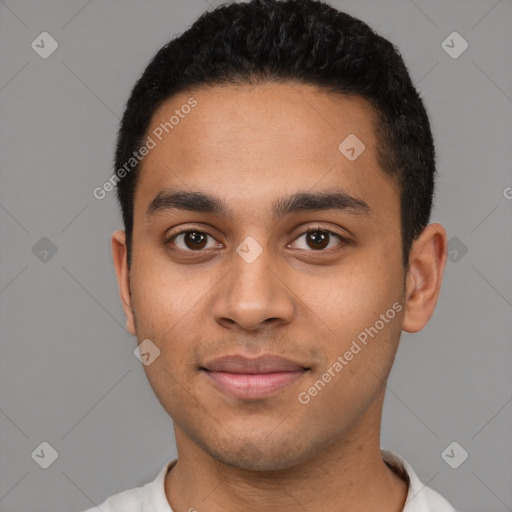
202 354 308 373
201 354 309 400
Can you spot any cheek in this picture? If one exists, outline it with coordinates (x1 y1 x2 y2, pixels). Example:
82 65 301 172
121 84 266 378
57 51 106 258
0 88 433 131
302 267 392 327
130 256 203 337
297 254 403 363
129 271 205 399
297 313 402 429
142 358 202 429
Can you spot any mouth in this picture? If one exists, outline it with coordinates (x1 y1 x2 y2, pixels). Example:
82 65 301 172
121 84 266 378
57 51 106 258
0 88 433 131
200 354 310 400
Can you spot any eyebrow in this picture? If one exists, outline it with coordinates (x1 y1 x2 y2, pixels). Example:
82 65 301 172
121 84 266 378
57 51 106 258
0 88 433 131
146 187 370 220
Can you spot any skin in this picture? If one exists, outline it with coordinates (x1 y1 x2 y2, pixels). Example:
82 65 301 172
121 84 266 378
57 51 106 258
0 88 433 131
112 83 447 512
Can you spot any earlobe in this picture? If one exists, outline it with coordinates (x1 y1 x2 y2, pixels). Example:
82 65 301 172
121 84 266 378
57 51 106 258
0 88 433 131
111 230 136 336
402 223 448 333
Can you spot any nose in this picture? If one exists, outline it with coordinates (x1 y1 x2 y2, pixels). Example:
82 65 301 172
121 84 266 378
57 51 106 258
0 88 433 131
212 242 295 331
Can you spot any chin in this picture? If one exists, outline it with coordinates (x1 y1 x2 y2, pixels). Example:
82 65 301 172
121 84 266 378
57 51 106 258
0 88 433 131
204 436 313 472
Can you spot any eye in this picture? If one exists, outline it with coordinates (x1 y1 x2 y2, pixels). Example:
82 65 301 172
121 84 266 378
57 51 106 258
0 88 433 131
289 227 347 251
165 225 347 255
166 228 220 252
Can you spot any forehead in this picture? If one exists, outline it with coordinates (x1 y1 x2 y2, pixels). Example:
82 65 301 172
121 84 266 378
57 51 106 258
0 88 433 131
134 83 398 223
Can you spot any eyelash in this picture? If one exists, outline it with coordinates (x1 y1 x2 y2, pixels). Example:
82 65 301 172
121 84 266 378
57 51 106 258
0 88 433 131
164 225 348 255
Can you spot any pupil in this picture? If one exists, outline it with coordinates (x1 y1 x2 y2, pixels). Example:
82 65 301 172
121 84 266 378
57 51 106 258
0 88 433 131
308 231 328 249
186 232 207 249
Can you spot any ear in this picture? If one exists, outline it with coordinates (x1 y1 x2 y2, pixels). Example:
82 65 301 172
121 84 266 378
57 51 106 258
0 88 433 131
402 223 448 333
111 230 136 336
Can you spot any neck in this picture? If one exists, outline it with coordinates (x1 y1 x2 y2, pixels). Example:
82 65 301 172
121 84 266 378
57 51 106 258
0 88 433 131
165 394 408 512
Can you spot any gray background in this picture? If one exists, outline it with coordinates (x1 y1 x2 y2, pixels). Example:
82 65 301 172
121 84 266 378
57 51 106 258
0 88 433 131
0 0 511 511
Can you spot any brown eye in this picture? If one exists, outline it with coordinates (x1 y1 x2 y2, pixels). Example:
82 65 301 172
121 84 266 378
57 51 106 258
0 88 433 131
168 230 218 252
182 231 208 250
290 228 346 251
305 230 330 250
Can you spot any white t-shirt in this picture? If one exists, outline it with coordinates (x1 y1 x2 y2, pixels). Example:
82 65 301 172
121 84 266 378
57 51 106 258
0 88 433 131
81 449 457 511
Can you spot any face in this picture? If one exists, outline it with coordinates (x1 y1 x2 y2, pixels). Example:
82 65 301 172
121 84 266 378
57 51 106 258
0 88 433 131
114 83 410 470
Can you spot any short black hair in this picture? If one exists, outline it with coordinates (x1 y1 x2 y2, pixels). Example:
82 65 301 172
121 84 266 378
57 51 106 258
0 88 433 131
114 0 435 269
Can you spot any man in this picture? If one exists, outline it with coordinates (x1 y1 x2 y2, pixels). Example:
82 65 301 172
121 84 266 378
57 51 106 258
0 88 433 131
85 0 455 510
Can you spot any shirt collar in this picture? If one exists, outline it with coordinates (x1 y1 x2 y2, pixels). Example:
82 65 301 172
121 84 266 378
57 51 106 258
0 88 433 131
143 450 454 512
